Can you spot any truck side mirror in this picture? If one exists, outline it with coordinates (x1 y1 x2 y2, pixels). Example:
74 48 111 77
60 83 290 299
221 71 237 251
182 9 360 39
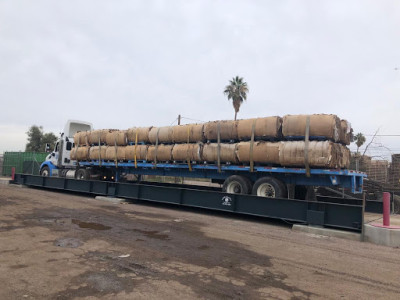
45 143 51 152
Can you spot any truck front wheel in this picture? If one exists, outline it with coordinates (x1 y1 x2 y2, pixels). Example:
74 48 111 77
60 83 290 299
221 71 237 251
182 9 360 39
40 166 50 177
252 177 287 198
222 175 252 194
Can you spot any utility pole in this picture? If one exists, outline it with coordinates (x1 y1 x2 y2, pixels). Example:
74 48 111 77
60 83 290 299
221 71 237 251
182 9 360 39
178 114 181 125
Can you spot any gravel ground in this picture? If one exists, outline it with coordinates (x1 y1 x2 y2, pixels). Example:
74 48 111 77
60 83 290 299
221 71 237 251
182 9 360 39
0 184 400 299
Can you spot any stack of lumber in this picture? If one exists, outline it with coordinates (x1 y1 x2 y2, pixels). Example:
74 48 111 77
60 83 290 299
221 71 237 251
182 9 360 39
71 114 352 169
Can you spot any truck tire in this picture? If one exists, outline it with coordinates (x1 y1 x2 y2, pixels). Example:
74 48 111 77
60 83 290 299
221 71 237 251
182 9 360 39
294 185 316 201
305 186 316 201
294 185 307 200
75 168 90 180
40 166 50 177
252 177 287 198
222 175 252 194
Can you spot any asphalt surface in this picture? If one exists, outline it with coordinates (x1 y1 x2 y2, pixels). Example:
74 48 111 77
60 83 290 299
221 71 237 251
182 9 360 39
1 184 400 299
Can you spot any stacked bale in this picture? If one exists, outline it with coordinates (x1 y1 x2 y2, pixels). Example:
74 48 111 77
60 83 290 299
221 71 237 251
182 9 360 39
75 146 90 161
126 127 152 144
70 113 352 169
88 129 112 145
237 116 281 140
73 131 90 146
282 114 340 142
339 120 353 145
236 141 280 164
125 145 148 161
147 145 173 161
89 146 107 160
172 143 202 162
389 154 400 186
105 146 126 161
149 127 174 144
202 143 238 163
172 124 204 143
279 141 349 169
367 160 389 183
105 130 127 146
204 120 238 141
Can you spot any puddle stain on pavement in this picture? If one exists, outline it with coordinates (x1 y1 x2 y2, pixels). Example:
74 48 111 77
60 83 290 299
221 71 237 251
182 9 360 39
72 219 111 231
15 207 314 299
54 238 83 248
130 228 170 240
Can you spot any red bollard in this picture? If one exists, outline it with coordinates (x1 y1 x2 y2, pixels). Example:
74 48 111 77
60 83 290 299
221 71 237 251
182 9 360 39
383 192 390 227
11 167 15 181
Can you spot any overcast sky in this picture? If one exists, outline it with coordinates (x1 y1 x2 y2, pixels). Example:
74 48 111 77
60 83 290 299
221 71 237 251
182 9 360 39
0 0 399 159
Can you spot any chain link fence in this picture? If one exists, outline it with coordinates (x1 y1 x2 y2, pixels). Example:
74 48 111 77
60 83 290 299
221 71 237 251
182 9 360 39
0 154 3 176
1 152 48 176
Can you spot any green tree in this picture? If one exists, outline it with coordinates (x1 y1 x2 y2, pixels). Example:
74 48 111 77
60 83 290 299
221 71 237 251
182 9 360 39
25 125 57 152
224 76 249 120
353 132 366 154
42 132 57 150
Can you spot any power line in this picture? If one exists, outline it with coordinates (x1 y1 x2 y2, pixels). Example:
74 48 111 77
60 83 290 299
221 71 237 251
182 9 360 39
169 117 178 126
364 134 400 137
181 117 205 123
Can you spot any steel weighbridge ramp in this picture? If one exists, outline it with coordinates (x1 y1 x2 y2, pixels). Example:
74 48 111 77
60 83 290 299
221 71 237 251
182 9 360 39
11 174 363 231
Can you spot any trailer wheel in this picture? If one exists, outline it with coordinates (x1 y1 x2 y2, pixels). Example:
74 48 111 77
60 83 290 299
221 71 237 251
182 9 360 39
75 168 90 180
222 175 252 194
252 177 287 198
40 166 50 177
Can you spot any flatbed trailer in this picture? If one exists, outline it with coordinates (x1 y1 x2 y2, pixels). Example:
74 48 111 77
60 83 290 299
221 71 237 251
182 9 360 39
39 120 366 199
74 160 365 195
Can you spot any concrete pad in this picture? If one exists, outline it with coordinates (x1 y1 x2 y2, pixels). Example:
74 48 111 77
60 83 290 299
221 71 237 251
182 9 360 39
12 184 28 188
0 178 10 185
365 212 400 226
292 224 361 241
363 224 400 247
95 196 127 204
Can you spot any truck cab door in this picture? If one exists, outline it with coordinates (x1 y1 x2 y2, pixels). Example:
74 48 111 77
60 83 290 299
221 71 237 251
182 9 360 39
57 139 64 167
61 139 75 167
50 142 59 166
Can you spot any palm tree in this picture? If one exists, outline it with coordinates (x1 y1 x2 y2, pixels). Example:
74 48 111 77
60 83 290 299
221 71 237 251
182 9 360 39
353 132 366 171
354 133 366 154
224 76 249 120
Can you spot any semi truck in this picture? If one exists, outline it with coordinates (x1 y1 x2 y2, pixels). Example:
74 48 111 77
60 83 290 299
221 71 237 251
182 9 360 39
39 120 365 198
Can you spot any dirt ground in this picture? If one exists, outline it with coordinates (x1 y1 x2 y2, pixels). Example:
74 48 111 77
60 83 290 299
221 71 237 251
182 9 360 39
1 184 400 299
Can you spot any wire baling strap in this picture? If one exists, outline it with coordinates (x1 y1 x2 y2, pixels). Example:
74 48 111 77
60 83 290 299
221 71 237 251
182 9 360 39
304 116 310 177
76 133 79 161
187 126 192 172
114 133 118 168
154 128 160 168
134 130 138 168
250 119 256 172
217 122 221 173
98 136 102 166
